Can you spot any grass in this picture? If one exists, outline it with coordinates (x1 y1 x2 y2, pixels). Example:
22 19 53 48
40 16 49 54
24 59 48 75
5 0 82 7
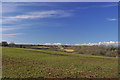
2 47 118 78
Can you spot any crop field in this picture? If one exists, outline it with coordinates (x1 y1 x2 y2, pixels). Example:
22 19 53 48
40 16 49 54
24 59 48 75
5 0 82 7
2 47 118 78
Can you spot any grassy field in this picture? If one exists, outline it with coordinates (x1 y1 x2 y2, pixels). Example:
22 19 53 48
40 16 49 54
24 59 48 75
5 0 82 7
2 47 118 78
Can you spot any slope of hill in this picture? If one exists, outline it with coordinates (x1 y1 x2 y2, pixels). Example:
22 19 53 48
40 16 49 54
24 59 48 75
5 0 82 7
2 47 118 78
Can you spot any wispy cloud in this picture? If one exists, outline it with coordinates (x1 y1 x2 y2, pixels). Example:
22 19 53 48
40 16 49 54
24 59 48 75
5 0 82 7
100 4 118 7
2 3 72 25
4 10 71 19
3 33 23 36
106 18 117 21
76 3 118 10
2 24 30 32
2 3 56 14
2 26 21 32
2 33 23 41
1 24 31 37
2 10 72 25
2 18 22 25
3 3 56 7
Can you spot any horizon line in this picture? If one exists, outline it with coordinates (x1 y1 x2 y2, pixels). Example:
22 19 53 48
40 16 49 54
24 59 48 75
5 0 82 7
1 41 119 46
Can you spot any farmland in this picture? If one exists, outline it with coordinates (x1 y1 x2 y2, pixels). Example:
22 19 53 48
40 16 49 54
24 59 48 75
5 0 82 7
2 47 118 78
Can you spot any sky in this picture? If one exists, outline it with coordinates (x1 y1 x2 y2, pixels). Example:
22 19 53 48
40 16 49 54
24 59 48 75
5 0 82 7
2 2 118 45
2 0 120 2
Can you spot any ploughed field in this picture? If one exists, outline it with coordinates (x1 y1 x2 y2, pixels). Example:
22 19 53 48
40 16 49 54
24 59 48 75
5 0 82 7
2 47 118 78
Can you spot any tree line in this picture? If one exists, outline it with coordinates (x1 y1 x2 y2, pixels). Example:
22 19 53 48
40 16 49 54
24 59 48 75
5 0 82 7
0 41 119 57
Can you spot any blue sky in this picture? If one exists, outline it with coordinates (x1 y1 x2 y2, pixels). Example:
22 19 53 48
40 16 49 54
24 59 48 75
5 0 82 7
2 2 118 44
2 0 120 2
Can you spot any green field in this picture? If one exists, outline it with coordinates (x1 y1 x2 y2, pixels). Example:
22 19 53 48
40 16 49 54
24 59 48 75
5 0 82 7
2 47 118 78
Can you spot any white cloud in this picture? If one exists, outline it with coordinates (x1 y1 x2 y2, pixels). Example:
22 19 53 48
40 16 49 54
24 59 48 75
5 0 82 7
4 10 71 19
76 3 118 10
2 24 30 32
2 18 22 25
3 33 23 36
2 27 20 32
2 10 72 25
2 3 53 14
53 43 62 45
43 41 119 46
2 10 70 33
75 41 118 46
43 43 62 45
101 4 118 7
106 18 117 21
43 43 51 45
